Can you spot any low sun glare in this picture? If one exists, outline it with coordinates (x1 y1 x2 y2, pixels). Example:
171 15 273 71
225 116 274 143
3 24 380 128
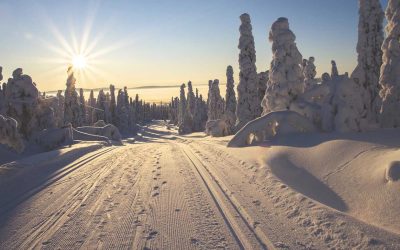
72 55 87 69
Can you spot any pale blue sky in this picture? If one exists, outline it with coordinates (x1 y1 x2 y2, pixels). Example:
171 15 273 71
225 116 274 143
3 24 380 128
0 0 389 91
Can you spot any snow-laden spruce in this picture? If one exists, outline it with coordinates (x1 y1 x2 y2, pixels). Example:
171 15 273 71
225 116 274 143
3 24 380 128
257 70 269 110
187 81 196 116
351 0 384 124
379 0 400 128
64 67 82 127
79 88 87 125
110 84 117 125
224 66 237 133
303 57 317 91
207 79 224 121
262 17 303 115
236 13 259 130
178 83 192 134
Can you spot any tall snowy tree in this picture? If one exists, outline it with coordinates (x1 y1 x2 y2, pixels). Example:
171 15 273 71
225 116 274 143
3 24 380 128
351 0 384 124
207 79 224 121
110 84 117 124
64 67 81 127
303 57 317 91
236 13 259 130
79 88 86 125
224 66 237 132
262 17 303 115
178 83 192 134
380 0 400 127
88 90 96 125
187 81 196 116
257 71 269 111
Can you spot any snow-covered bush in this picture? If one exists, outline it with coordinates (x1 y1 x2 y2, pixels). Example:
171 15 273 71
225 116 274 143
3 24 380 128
227 111 316 147
262 17 303 115
33 126 73 150
0 115 25 152
205 119 229 137
76 124 122 141
236 13 260 130
379 0 400 128
351 0 384 124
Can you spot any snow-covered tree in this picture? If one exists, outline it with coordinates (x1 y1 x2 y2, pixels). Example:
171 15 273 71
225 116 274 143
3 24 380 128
110 84 117 124
224 66 237 132
351 0 384 124
87 90 96 125
6 68 40 137
116 89 129 133
93 89 107 123
257 70 269 110
55 90 65 127
187 81 196 116
207 79 224 121
331 60 339 79
303 57 317 91
262 17 303 115
64 67 81 127
79 88 86 125
192 88 204 131
178 83 192 134
379 0 400 128
236 13 259 130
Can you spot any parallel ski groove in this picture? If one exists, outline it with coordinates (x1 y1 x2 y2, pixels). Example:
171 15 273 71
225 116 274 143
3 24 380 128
181 144 276 250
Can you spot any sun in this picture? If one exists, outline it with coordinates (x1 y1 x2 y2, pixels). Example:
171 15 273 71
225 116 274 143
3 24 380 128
72 54 87 69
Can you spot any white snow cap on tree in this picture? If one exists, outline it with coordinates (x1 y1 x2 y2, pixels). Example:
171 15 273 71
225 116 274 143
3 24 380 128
262 17 303 115
207 79 224 121
379 0 400 128
236 13 259 130
224 66 237 132
351 0 384 124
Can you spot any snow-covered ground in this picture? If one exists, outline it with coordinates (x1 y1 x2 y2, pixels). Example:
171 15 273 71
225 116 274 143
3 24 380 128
1 121 400 249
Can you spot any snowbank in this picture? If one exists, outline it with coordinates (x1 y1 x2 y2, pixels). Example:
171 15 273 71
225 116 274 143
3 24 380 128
228 110 316 147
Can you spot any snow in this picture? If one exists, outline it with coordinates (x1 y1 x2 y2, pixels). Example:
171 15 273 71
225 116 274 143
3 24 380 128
1 122 400 249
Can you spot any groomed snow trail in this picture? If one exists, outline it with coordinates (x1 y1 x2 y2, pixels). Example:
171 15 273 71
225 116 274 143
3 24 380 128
1 122 400 249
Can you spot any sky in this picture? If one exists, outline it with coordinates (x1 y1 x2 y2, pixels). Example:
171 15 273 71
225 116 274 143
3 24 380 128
0 0 389 91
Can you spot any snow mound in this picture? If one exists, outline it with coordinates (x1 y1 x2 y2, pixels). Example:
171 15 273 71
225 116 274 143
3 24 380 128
262 129 400 233
76 124 122 141
228 110 316 147
205 119 229 137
